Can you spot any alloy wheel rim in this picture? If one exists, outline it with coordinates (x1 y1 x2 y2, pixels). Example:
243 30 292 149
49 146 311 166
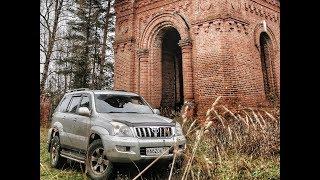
51 142 58 164
90 148 109 174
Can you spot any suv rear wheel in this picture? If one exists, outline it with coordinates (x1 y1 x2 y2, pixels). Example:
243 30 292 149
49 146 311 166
86 139 113 180
50 136 66 168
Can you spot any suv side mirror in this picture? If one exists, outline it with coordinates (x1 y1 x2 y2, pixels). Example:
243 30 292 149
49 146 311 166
78 107 91 116
153 109 160 115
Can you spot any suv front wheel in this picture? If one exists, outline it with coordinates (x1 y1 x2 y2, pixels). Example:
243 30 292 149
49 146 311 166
86 139 113 180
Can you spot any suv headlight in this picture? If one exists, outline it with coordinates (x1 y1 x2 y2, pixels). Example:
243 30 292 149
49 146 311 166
110 122 133 137
175 122 183 136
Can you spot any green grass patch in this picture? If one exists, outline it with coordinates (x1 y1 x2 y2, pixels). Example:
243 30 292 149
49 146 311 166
40 127 86 180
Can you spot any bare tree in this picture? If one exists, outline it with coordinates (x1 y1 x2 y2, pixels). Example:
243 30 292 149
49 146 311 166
40 0 65 95
98 0 112 88
40 0 114 92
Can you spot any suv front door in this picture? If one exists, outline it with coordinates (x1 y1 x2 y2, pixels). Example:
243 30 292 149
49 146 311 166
71 94 92 150
64 95 82 149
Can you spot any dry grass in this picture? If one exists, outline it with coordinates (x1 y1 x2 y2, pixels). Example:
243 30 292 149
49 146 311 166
174 97 280 179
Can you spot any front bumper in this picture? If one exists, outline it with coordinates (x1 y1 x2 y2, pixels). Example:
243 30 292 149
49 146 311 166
101 135 186 163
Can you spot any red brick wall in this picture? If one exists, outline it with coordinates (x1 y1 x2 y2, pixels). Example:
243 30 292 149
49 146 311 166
113 0 280 117
114 42 135 92
40 95 51 126
161 51 176 107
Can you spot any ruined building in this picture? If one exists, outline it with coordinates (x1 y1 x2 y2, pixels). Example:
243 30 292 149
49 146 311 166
113 0 280 117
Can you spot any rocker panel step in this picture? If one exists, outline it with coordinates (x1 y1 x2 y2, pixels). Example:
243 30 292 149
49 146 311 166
61 149 86 163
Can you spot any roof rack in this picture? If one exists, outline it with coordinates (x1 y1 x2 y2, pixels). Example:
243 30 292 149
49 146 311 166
66 88 90 93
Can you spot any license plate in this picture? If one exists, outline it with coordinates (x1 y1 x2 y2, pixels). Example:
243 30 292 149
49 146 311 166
146 147 169 156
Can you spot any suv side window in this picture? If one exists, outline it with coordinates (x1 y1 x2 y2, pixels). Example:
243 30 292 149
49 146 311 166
59 95 72 112
67 96 82 113
79 96 90 109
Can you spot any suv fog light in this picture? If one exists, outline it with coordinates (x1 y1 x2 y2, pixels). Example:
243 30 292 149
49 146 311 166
116 145 130 152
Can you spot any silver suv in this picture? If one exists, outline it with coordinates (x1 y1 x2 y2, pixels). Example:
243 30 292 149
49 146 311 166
47 88 186 179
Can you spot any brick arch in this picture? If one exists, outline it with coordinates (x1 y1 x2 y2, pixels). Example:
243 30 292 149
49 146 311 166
137 12 193 108
254 22 278 52
139 11 190 49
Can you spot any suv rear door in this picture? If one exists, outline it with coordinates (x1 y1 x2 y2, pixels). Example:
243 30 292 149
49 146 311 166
53 94 73 146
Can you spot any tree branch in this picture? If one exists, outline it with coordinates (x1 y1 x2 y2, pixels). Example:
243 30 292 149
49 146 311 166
40 13 52 36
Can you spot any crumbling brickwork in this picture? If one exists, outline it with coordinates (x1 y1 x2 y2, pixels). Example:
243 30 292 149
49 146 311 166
40 94 51 126
113 0 280 117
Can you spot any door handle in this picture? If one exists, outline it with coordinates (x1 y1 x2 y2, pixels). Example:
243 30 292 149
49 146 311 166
73 118 77 122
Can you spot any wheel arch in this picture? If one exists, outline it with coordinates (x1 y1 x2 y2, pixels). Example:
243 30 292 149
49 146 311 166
47 122 64 152
88 126 111 150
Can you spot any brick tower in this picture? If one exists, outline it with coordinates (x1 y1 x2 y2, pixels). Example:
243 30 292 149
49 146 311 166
113 0 280 117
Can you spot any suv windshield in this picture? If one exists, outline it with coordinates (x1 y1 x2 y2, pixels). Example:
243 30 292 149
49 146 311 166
94 94 154 114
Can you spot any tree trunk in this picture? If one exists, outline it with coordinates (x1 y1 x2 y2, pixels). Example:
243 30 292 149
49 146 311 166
98 0 111 88
64 71 67 93
83 0 92 88
92 23 99 89
40 0 64 95
64 48 69 93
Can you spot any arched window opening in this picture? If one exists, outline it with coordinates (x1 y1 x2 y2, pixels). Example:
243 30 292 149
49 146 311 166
260 32 278 103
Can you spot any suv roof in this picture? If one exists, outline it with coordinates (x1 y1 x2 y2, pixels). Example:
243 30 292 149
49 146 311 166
65 88 139 97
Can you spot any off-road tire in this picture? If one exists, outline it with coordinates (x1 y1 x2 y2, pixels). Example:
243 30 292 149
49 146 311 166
50 136 66 168
86 139 113 180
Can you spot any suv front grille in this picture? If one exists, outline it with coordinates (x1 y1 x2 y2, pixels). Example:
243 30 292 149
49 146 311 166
134 127 173 138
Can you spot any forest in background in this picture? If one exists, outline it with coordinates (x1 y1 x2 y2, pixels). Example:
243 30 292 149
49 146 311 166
40 0 116 125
